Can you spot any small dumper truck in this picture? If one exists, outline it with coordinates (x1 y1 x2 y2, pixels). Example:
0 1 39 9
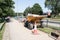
24 14 47 29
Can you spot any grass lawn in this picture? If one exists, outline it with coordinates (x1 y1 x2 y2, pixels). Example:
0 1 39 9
38 25 60 34
0 23 5 40
38 27 54 34
48 26 60 33
49 26 60 30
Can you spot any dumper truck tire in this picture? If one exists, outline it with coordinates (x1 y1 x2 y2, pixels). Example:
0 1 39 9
24 21 33 30
28 23 33 30
24 21 29 27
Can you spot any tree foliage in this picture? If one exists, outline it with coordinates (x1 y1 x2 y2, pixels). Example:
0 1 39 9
45 0 60 17
24 3 43 16
0 0 15 17
32 3 43 15
24 7 32 16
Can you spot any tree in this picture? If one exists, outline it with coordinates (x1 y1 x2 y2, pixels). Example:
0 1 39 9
32 3 43 15
0 0 15 17
0 8 2 17
24 3 43 16
0 0 15 22
7 8 15 16
45 0 60 17
24 7 32 16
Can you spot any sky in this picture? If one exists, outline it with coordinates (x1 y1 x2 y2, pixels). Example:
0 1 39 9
13 0 51 13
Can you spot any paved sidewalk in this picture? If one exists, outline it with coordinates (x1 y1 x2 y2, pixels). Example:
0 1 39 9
3 18 54 40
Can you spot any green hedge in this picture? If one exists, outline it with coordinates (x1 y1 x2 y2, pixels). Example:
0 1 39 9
0 18 5 23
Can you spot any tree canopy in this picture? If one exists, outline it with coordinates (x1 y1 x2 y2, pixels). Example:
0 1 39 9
32 3 43 15
0 0 15 17
24 7 32 16
45 0 60 17
24 3 43 16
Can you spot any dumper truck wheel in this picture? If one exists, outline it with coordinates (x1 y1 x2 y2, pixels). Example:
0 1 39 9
24 21 29 27
28 23 33 30
24 21 33 30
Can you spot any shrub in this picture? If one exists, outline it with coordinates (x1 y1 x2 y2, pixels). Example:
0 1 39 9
0 18 5 23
